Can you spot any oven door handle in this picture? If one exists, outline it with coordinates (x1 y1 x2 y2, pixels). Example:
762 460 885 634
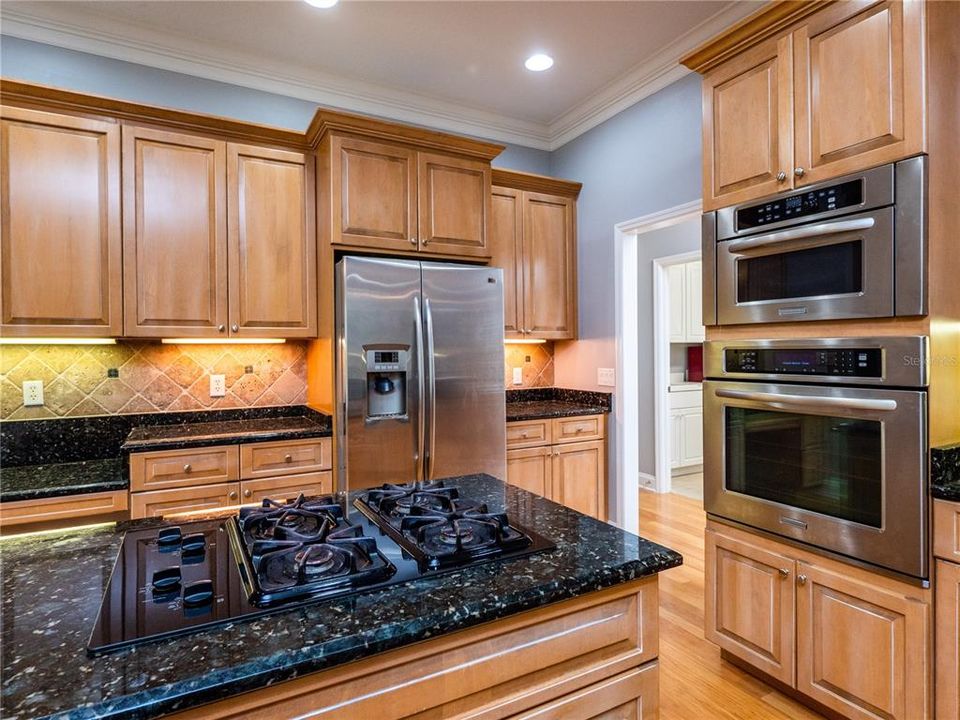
725 217 875 255
714 388 898 412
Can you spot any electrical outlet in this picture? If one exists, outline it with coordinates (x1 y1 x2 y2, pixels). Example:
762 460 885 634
597 368 615 387
22 380 44 407
209 374 226 397
512 367 523 385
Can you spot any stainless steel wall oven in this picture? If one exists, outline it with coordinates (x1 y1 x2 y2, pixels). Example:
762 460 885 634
702 157 927 326
703 337 929 579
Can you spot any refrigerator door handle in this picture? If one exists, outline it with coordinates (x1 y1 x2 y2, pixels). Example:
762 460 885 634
414 296 426 483
424 297 437 480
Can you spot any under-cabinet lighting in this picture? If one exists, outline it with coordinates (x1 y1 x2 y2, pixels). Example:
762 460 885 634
504 339 548 345
160 338 286 345
0 337 116 345
0 521 116 540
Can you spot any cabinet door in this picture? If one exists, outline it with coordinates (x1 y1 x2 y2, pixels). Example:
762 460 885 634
679 410 703 467
667 264 685 343
490 185 524 337
522 192 576 339
330 136 417 252
418 152 489 258
702 34 794 211
0 107 121 336
552 440 605 520
936 559 960 720
684 261 704 342
129 482 240 519
123 126 227 337
704 527 796 685
506 447 552 498
793 0 925 186
669 412 682 468
796 560 930 720
227 143 316 337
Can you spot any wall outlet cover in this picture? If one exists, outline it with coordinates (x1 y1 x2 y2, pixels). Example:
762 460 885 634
22 380 44 407
597 368 616 387
512 367 523 385
210 374 226 397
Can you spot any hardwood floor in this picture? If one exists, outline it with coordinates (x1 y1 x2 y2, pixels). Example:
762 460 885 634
640 492 825 720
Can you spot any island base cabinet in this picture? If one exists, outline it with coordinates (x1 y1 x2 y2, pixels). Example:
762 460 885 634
937 559 960 720
166 579 660 720
706 520 931 720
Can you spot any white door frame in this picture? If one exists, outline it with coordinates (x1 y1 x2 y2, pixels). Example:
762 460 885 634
613 199 702 529
652 249 701 494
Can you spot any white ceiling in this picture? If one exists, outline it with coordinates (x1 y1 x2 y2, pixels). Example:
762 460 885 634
0 1 760 149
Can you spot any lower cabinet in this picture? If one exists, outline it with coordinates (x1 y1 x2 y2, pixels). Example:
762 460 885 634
130 482 240 519
705 520 932 720
937 559 960 720
0 490 129 530
506 415 607 521
668 387 702 469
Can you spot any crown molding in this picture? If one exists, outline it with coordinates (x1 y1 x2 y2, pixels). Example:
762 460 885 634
0 2 754 152
491 168 582 197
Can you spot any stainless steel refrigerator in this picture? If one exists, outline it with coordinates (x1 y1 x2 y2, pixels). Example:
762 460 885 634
336 256 506 490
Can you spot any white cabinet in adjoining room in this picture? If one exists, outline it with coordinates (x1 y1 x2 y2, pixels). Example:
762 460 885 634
666 260 704 343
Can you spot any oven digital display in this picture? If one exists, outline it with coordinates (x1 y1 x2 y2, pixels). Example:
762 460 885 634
725 348 882 377
736 178 864 230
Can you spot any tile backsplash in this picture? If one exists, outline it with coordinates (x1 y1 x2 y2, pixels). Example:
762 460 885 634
0 342 307 421
503 342 554 389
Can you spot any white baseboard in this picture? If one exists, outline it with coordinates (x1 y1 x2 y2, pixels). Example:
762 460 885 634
638 472 658 493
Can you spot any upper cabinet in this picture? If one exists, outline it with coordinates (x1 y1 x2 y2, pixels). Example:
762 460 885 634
667 260 704 344
124 127 316 338
689 0 926 211
490 170 580 340
0 107 122 337
417 152 489 257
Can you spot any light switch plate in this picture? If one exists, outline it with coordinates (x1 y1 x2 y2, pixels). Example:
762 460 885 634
210 374 226 397
22 380 44 407
512 367 523 385
597 368 615 387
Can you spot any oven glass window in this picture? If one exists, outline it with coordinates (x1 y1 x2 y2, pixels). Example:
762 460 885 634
725 407 882 527
736 241 863 303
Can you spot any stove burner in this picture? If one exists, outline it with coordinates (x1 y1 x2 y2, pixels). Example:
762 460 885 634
297 544 342 575
439 522 473 546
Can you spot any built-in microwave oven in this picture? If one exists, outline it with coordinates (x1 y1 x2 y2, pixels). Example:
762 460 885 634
703 337 929 579
702 157 926 326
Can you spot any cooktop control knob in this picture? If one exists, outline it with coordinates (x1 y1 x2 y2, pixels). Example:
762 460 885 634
151 566 182 594
157 526 182 547
182 579 215 608
180 533 206 554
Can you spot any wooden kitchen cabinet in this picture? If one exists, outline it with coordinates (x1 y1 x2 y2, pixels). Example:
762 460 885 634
688 0 926 209
0 107 122 337
240 471 332 504
418 151 489 257
705 520 932 720
552 440 605 520
227 143 316 337
936 558 960 720
130 444 240 492
491 170 580 340
130 482 240 519
239 437 332 480
505 446 552 497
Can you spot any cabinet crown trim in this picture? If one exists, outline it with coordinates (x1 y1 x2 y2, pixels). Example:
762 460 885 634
680 0 831 73
492 168 583 197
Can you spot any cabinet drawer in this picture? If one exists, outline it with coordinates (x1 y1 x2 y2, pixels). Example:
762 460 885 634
130 445 239 492
506 420 552 449
129 483 240 519
934 499 960 562
668 388 703 410
240 472 333 504
0 491 128 529
553 415 603 444
508 664 658 720
240 438 331 479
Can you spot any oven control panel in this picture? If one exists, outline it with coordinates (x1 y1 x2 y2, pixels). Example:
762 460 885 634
725 348 883 377
736 178 864 230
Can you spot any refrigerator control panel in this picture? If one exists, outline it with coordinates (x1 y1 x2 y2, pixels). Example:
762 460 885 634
366 349 409 372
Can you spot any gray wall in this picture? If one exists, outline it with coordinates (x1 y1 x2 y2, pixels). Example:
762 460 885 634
0 36 551 174
636 218 700 476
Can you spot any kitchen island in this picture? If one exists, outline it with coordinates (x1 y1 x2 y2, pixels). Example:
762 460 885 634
0 475 681 720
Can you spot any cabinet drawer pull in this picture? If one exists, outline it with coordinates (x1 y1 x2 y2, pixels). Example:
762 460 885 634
409 237 417 246
797 574 807 586
575 427 584 433
228 490 238 500
520 432 528 438
776 171 786 182
243 489 252 498
217 324 225 333
231 323 239 333
183 464 192 473
284 454 293 463
778 568 789 578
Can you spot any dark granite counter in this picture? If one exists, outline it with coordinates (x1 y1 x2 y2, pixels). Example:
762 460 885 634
0 474 681 720
505 387 612 422
932 443 960 502
121 415 331 453
0 458 126 503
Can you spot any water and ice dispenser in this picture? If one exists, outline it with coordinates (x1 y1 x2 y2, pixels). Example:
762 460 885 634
364 348 409 419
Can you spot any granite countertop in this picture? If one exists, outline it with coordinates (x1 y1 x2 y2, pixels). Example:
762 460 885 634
0 474 682 720
0 458 127 503
121 415 332 453
932 443 960 502
505 388 612 422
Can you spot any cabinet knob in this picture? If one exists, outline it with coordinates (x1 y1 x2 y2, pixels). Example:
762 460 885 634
409 237 417 246
575 427 583 433
231 323 239 333
776 171 786 182
778 568 789 578
794 167 805 178
520 432 528 438
217 324 225 333
228 490 238 500
243 489 252 498
183 464 192 473
284 454 293 463
797 574 807 586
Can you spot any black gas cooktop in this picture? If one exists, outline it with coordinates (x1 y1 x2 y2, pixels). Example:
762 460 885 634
87 481 554 654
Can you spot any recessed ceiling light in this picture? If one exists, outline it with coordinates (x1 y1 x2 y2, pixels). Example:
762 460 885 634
524 54 554 72
304 0 338 8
